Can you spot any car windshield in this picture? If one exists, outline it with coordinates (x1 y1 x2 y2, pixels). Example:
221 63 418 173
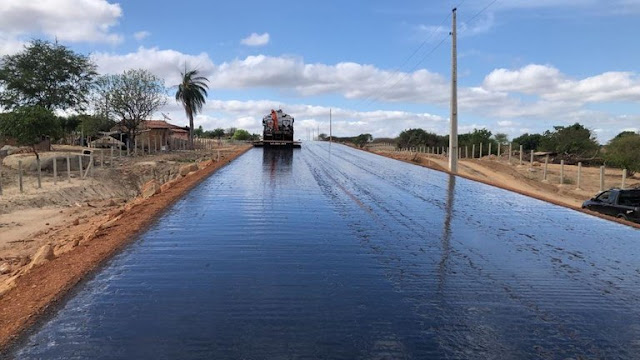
596 191 611 202
619 191 640 206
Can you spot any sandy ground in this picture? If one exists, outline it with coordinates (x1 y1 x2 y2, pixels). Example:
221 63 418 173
0 144 251 349
366 146 640 228
0 145 237 260
0 144 248 287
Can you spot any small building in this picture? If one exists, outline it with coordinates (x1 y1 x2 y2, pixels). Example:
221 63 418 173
110 120 190 150
137 120 190 149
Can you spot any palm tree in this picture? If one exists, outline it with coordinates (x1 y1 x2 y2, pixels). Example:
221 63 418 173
175 67 209 149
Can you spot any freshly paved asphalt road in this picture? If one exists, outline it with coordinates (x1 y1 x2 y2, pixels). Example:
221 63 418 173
11 143 640 359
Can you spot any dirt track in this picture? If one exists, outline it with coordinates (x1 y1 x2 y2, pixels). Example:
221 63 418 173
0 145 251 350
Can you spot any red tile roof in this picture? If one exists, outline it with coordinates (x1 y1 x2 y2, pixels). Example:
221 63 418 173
142 120 188 130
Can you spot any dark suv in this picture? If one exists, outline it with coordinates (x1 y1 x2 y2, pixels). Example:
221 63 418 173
582 188 640 223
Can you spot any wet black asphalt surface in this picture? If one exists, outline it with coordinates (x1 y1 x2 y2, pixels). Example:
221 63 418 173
10 142 640 359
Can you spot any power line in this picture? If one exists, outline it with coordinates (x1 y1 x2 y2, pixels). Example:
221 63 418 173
357 1 497 108
353 11 452 108
363 36 448 106
464 0 499 26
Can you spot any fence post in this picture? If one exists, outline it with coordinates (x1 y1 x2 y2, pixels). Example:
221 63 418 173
600 166 605 191
543 156 549 181
78 155 83 179
488 143 492 157
110 147 114 167
18 160 23 193
53 156 57 185
480 143 483 158
89 153 94 178
66 155 71 182
622 169 627 189
37 157 42 189
101 150 105 168
576 162 582 190
497 143 501 157
217 150 220 162
472 144 475 159
559 160 564 184
519 145 523 165
0 161 3 195
119 134 123 158
465 146 468 159
530 150 534 168
508 143 512 163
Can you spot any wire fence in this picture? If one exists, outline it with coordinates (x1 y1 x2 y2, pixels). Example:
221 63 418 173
367 142 637 193
0 138 240 197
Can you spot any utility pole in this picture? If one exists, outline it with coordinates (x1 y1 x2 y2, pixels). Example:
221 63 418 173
448 7 458 173
329 108 332 143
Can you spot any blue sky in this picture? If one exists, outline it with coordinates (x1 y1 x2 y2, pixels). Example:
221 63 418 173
1 0 639 142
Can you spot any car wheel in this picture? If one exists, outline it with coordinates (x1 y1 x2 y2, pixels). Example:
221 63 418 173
617 214 628 220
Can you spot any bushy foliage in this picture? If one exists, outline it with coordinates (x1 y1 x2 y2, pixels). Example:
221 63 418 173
0 40 96 111
0 106 61 158
232 129 251 141
397 128 447 149
539 123 599 157
605 132 640 175
512 133 543 151
353 133 373 148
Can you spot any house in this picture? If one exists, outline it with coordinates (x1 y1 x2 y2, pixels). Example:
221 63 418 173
137 120 189 148
110 120 190 149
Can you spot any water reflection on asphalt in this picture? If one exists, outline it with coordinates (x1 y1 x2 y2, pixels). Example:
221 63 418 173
11 142 640 359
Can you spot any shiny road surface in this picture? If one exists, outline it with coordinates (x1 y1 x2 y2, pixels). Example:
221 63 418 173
10 143 640 359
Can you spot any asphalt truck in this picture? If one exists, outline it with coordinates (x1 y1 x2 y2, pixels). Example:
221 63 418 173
254 109 301 147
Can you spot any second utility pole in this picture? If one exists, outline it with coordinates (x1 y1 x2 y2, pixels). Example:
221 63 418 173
448 7 458 173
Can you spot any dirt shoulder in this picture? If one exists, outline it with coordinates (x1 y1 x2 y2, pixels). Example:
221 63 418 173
0 144 251 350
366 147 640 230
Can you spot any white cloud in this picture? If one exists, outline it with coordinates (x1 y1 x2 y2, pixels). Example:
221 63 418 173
91 47 215 86
91 47 640 142
240 32 270 46
0 33 25 56
134 31 150 41
483 64 640 105
0 0 123 45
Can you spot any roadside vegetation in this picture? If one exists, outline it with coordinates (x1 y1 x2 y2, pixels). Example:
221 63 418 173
329 123 638 173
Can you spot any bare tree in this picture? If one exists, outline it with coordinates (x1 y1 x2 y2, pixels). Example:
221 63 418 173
96 69 166 147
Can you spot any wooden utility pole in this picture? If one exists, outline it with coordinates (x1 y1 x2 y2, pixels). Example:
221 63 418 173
329 108 332 142
449 7 458 173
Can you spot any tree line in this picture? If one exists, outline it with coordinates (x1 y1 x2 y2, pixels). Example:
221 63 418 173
193 126 260 141
331 124 640 175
